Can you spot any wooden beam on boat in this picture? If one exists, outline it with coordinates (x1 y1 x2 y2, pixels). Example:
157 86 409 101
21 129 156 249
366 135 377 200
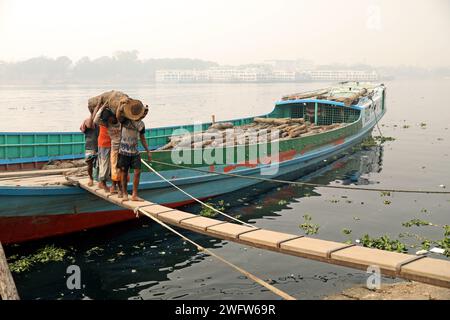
0 242 20 300
0 167 79 179
69 177 450 289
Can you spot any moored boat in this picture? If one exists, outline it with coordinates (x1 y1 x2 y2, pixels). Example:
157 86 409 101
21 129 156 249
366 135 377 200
0 82 386 243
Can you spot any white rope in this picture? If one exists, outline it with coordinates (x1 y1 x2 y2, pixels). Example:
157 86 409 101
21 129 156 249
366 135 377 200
140 158 256 228
137 208 295 300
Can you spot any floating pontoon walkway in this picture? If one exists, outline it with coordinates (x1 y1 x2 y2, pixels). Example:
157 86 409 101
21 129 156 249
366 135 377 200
70 177 450 289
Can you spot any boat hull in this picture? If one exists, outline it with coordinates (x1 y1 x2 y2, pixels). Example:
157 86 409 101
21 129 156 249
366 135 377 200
0 124 374 244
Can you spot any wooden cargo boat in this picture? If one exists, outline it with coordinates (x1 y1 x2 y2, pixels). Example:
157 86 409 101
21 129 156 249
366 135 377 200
0 82 386 243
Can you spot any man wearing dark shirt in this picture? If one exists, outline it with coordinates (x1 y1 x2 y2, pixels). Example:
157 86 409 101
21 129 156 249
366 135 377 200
80 105 100 186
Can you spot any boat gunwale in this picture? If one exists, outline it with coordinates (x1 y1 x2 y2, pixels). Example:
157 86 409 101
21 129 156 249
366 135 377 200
0 109 385 196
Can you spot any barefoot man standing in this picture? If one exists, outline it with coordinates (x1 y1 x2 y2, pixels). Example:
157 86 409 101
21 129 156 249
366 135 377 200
116 104 151 201
80 105 100 187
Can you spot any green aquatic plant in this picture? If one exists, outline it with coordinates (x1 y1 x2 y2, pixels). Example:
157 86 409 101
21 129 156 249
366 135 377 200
421 239 432 250
437 225 450 257
342 228 353 244
200 200 225 218
383 200 391 205
277 200 287 206
342 228 352 235
380 191 391 197
373 136 396 143
359 234 408 253
8 245 67 273
402 219 433 228
299 214 320 235
360 137 377 148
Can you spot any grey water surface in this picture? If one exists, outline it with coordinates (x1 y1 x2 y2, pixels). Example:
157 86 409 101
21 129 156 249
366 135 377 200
2 79 449 300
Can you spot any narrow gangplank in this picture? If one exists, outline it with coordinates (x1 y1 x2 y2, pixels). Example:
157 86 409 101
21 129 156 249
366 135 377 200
69 177 450 289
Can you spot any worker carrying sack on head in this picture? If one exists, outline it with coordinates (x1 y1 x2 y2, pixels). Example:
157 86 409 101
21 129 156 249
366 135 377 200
112 95 150 201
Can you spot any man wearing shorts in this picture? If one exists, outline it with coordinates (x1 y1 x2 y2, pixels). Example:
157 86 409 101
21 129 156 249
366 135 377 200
116 106 151 201
80 106 100 187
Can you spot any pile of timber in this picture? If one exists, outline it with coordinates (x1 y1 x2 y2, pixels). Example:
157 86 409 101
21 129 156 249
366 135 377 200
282 88 330 101
158 118 344 150
327 88 369 106
282 87 371 107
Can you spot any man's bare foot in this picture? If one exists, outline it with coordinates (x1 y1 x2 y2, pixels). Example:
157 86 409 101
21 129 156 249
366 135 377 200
98 182 109 193
87 179 94 187
131 195 144 202
118 192 123 198
110 186 117 194
122 194 129 201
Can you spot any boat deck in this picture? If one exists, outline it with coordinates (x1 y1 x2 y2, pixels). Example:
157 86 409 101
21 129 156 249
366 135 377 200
0 167 85 187
0 174 69 187
68 176 450 289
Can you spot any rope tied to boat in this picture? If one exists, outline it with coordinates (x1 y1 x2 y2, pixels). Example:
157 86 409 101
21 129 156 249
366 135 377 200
146 158 450 195
136 207 296 300
140 158 257 228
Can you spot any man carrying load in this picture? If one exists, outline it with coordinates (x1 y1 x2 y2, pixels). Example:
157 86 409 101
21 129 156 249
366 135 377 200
116 100 150 201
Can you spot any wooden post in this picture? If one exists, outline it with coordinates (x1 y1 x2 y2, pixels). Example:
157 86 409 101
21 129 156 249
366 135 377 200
0 242 20 300
314 102 318 125
211 114 216 124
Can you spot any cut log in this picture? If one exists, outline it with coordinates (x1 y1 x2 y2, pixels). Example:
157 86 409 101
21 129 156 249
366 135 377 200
289 128 308 138
209 122 234 130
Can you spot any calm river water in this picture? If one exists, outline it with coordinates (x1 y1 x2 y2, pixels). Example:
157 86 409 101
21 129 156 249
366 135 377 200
2 79 450 300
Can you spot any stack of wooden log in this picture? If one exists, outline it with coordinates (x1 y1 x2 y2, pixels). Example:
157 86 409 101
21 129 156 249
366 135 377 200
157 118 345 151
282 87 371 106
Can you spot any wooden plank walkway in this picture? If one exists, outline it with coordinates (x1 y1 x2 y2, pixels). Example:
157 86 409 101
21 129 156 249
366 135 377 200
70 177 450 289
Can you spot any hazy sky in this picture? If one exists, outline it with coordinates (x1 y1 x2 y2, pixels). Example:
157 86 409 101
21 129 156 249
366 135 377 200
0 0 449 67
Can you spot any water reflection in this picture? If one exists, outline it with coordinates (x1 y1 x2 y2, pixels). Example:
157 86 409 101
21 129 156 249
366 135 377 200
9 146 384 300
186 145 384 222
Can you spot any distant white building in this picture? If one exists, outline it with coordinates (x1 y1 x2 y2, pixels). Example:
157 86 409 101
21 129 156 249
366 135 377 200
264 59 315 72
155 70 209 82
305 70 378 81
208 67 269 82
272 70 296 81
155 67 377 83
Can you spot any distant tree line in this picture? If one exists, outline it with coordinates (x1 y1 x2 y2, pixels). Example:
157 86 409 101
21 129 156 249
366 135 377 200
0 50 448 84
0 50 218 84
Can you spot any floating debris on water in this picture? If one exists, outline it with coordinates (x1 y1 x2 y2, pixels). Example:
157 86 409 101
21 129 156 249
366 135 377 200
430 247 445 255
300 214 320 235
402 219 433 228
8 245 67 273
359 234 407 253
